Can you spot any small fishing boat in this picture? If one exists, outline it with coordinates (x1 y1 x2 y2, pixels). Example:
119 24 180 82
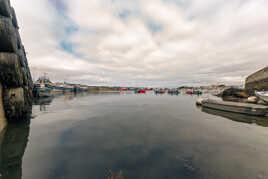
155 89 165 94
34 74 52 97
193 90 202 95
168 89 180 95
138 89 146 94
119 88 128 91
199 98 268 116
34 83 52 98
135 88 146 94
255 91 268 103
50 82 74 92
186 90 193 94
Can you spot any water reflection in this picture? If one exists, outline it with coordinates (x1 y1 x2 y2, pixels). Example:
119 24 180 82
7 94 268 179
201 107 268 127
0 120 30 179
34 97 54 111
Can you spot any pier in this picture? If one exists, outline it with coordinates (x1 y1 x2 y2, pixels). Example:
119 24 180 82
0 0 33 125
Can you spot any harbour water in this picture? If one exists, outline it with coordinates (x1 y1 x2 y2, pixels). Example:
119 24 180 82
1 92 268 179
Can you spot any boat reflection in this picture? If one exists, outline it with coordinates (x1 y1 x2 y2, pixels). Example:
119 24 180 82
0 120 30 179
33 96 54 111
201 107 268 127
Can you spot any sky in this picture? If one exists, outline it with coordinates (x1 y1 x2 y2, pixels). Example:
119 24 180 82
12 0 268 87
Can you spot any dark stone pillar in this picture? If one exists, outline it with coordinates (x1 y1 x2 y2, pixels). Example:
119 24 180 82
0 0 33 124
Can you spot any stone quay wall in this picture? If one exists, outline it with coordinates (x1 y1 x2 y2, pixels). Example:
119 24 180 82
245 66 268 95
0 0 33 124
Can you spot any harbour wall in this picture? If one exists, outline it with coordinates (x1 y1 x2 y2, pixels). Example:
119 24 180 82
245 66 268 95
0 84 7 131
0 0 33 125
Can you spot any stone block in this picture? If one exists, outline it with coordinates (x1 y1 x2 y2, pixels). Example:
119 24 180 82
16 48 26 67
11 7 18 28
15 28 22 50
2 87 25 121
0 0 11 17
0 16 17 52
0 83 7 131
23 86 33 109
0 53 23 87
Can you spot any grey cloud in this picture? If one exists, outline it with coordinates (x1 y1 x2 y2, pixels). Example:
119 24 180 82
11 0 268 87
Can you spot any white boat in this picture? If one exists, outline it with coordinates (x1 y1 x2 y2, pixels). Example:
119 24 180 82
199 98 268 116
255 91 268 103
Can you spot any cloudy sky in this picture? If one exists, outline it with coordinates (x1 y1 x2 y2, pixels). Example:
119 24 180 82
12 0 268 87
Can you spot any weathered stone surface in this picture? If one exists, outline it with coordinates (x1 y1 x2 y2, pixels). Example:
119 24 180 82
2 87 25 121
0 0 11 17
0 53 23 87
21 67 29 86
245 66 268 95
0 84 7 131
17 47 33 88
11 7 18 29
0 17 17 52
23 86 33 111
0 1 33 123
15 28 22 49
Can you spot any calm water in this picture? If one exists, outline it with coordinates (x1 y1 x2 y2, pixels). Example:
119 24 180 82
1 92 268 179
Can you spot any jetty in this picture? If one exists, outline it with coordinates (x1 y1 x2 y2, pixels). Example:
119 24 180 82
0 0 33 125
198 98 268 116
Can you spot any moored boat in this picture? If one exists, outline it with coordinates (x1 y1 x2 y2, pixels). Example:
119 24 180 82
255 91 268 103
119 88 128 91
50 82 74 92
155 89 165 94
34 83 52 98
193 90 202 95
186 90 193 94
138 89 146 94
135 88 146 94
34 75 52 98
168 89 180 95
186 89 202 95
199 98 268 116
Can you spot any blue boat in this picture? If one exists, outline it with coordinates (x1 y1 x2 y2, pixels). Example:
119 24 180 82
168 89 181 95
34 83 52 98
34 75 52 98
193 90 203 95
